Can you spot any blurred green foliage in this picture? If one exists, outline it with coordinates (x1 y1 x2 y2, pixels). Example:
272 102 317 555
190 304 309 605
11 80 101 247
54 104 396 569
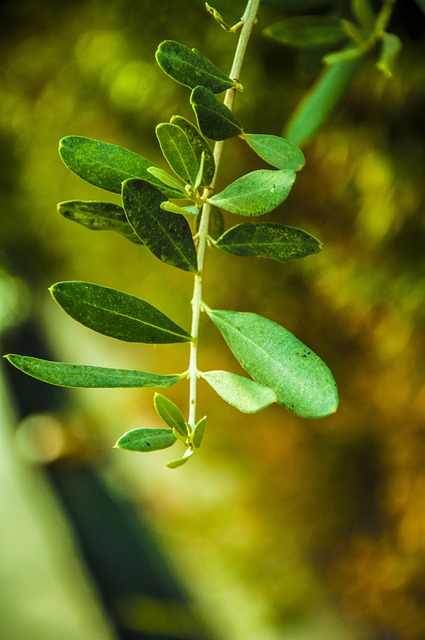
1 0 425 638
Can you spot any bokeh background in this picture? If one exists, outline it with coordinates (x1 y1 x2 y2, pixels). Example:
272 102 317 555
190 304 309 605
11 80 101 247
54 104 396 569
1 0 425 638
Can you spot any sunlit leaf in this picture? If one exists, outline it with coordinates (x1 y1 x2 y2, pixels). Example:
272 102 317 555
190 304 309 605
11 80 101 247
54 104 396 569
264 16 347 48
191 86 244 141
115 428 177 453
154 393 189 439
201 370 276 413
58 136 183 198
155 40 237 93
190 416 206 448
206 308 339 418
122 179 198 273
208 169 295 215
376 32 402 78
4 355 182 388
147 166 186 194
216 222 322 262
244 134 305 171
170 116 215 185
50 281 192 343
156 123 199 186
166 447 194 469
57 200 142 244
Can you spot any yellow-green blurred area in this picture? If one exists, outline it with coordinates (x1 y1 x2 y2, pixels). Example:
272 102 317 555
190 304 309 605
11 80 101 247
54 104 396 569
1 0 425 638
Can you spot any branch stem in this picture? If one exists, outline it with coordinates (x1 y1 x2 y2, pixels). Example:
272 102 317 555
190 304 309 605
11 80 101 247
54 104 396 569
188 0 261 427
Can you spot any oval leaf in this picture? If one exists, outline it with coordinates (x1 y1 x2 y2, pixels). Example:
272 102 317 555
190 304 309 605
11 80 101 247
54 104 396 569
170 116 215 185
59 136 183 198
206 308 338 419
190 416 206 448
264 16 346 48
154 393 189 439
155 40 236 93
57 200 142 244
191 86 243 141
4 355 182 388
215 222 322 262
208 169 296 215
116 428 177 453
50 281 192 344
201 370 276 413
244 134 305 171
156 123 199 186
122 179 198 273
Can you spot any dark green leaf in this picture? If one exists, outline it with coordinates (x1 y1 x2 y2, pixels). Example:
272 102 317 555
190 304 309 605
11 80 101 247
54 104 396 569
206 308 339 419
154 393 189 439
58 136 183 198
208 169 295 215
4 354 182 388
196 204 224 239
264 16 347 48
414 0 425 15
244 134 305 171
201 370 276 413
191 86 243 141
261 0 330 8
115 428 177 453
57 200 142 244
215 222 322 262
50 281 192 344
155 40 237 93
170 116 215 185
122 179 198 273
190 416 206 448
156 123 199 186
376 32 402 78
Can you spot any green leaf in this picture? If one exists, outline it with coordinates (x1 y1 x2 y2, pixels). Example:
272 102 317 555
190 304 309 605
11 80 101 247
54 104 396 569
50 281 192 344
166 447 194 469
376 32 402 79
244 134 305 171
216 222 322 262
122 179 198 273
147 167 186 194
155 123 199 186
208 169 296 215
57 200 142 244
58 136 183 198
284 54 362 145
115 428 177 453
201 370 276 413
155 40 237 93
206 308 339 419
190 416 206 448
170 116 215 186
4 354 182 388
154 393 189 439
191 86 243 141
264 16 347 48
322 46 365 66
160 201 191 216
351 0 375 31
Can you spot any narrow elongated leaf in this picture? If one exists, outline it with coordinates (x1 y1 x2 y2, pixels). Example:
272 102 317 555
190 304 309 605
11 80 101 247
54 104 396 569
154 393 189 438
122 179 198 273
57 200 142 244
156 123 199 186
206 308 338 418
50 281 191 343
216 222 322 262
115 428 177 452
170 116 215 185
208 169 295 215
147 166 186 194
155 40 237 93
190 417 206 448
351 0 375 31
58 136 183 198
5 355 182 388
245 134 305 171
264 16 346 47
376 32 402 78
191 86 243 141
201 370 276 413
166 447 194 468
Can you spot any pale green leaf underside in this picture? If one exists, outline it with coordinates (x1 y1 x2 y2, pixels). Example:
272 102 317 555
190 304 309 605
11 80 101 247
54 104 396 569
191 85 243 141
245 134 305 171
215 222 322 262
264 15 346 47
147 166 186 194
58 136 182 199
191 416 206 448
166 447 194 469
206 309 338 418
5 355 182 388
122 179 198 273
115 428 177 452
170 115 215 185
201 370 276 413
156 122 199 186
154 393 189 438
57 200 142 244
155 40 236 93
209 169 296 215
50 281 192 344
